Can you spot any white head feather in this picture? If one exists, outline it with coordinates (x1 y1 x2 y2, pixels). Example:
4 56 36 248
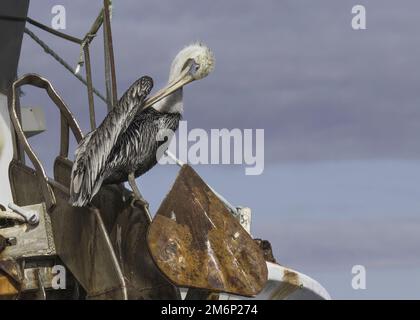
153 42 215 114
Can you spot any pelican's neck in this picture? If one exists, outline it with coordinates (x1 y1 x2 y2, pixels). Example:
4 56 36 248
152 88 183 114
152 48 194 114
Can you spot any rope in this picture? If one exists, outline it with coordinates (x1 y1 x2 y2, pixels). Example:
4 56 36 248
75 0 113 76
0 15 82 44
24 27 109 104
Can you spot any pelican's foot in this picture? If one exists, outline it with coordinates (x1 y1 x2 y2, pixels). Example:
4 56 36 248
130 195 149 211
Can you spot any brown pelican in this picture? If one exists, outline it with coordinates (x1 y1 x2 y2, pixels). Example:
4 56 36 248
70 43 215 209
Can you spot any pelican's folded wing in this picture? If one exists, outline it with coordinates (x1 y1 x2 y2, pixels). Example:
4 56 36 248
69 76 153 206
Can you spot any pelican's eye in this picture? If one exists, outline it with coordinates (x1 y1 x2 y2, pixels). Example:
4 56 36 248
181 58 194 71
181 59 200 76
188 60 200 77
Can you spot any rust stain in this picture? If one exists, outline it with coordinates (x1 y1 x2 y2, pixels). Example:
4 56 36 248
283 269 300 286
269 269 301 300
0 273 19 298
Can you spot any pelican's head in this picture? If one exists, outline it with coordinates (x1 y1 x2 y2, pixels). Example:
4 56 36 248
169 42 215 82
145 42 215 108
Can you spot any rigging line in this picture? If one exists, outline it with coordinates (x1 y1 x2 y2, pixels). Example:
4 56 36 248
75 7 106 75
26 17 82 44
74 0 114 76
0 15 82 44
24 27 109 105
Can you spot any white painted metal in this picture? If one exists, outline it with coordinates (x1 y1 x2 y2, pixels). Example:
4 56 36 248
0 93 14 208
219 262 331 300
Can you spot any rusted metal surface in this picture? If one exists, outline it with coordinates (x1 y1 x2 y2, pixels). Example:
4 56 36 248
185 288 218 300
0 259 22 299
0 259 23 284
0 273 19 298
254 239 276 263
147 164 268 297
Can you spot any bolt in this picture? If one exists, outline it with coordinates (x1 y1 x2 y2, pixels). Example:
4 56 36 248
6 237 17 246
8 203 39 226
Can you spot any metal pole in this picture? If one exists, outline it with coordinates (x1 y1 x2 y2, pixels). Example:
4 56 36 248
103 0 118 109
83 45 96 130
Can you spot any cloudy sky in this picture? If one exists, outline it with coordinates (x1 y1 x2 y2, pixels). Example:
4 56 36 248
15 0 420 299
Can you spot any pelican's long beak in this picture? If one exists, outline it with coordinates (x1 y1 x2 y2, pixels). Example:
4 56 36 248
144 65 194 108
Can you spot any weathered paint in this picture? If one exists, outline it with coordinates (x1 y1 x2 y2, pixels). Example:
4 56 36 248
220 262 331 300
147 164 268 297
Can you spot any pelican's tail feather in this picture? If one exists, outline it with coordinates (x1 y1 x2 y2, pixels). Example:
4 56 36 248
69 131 100 207
69 162 90 206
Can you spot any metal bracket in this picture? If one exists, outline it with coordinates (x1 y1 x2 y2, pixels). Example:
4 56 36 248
9 74 84 209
